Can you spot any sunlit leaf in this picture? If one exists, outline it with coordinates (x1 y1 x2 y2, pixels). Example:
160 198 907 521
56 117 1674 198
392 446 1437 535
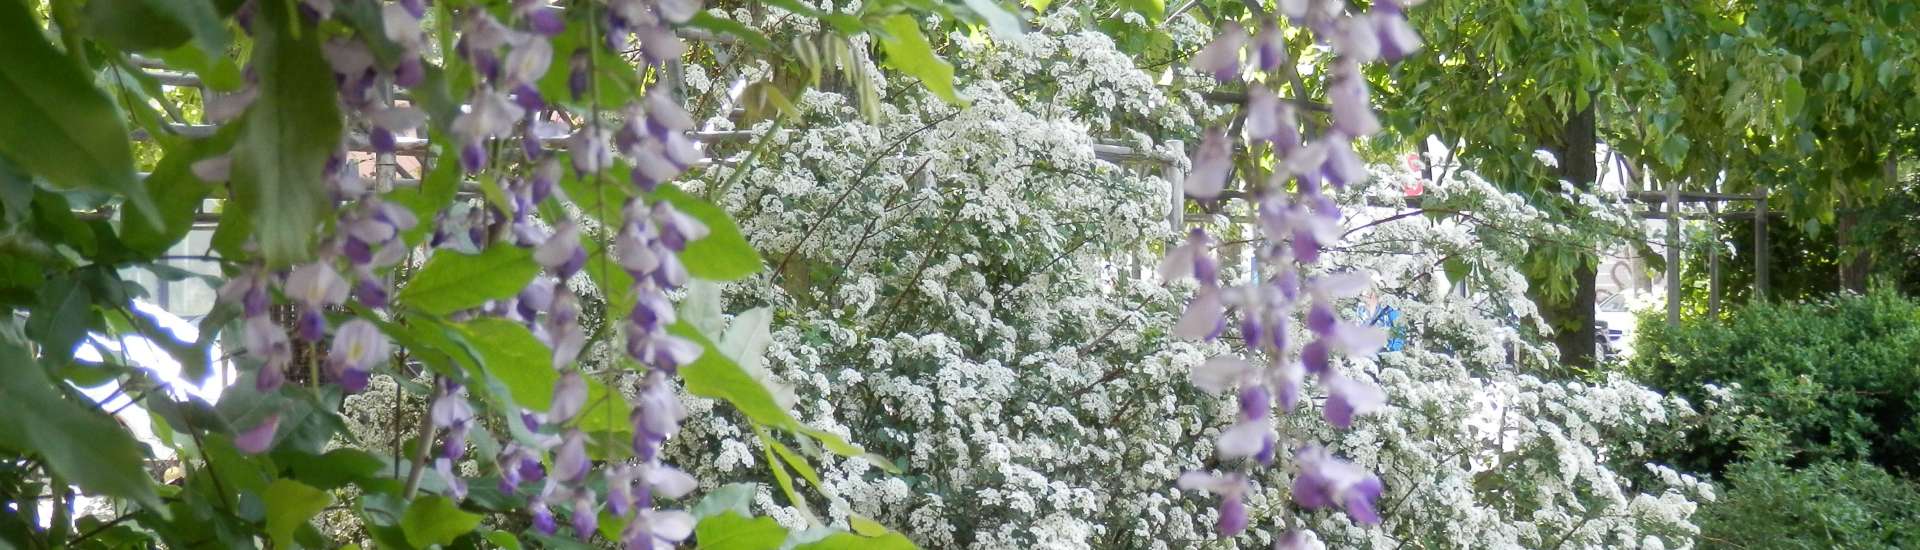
793 531 917 550
457 318 555 409
655 185 763 280
228 0 344 265
672 322 796 430
695 512 788 550
84 0 227 54
265 479 333 549
686 12 774 50
691 482 759 519
124 127 239 256
875 15 964 106
401 495 482 548
399 246 541 316
0 340 164 512
0 1 159 226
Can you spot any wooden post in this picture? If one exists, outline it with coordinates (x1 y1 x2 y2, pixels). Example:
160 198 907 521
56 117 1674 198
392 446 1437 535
1666 177 1682 327
375 76 397 193
1164 140 1185 239
1754 186 1769 302
1124 165 1146 283
1708 183 1721 318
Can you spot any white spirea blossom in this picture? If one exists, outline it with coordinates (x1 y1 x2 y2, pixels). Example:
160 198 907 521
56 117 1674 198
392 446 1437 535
645 9 1704 549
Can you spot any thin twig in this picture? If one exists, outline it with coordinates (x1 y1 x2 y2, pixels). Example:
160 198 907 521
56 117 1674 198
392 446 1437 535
400 391 437 499
69 513 137 545
873 199 967 330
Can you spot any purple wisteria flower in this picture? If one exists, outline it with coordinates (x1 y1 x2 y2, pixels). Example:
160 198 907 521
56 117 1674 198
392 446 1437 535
1167 0 1423 539
621 507 695 548
235 413 281 454
533 221 588 279
327 319 388 392
1178 472 1250 536
1291 446 1385 524
1192 22 1248 82
285 262 347 342
548 370 587 423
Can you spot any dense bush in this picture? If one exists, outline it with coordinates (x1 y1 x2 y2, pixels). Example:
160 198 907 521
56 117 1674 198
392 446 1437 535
1631 290 1920 475
1696 461 1920 550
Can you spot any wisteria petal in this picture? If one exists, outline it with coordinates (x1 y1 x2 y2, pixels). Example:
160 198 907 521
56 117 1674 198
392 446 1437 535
645 464 698 499
553 430 589 483
1191 355 1255 393
549 371 588 422
235 414 280 454
1215 418 1272 460
1184 129 1232 200
1192 23 1246 82
649 510 696 541
1173 289 1225 341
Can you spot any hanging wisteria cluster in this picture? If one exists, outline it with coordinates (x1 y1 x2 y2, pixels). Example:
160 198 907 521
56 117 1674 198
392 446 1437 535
1166 0 1422 542
206 0 716 545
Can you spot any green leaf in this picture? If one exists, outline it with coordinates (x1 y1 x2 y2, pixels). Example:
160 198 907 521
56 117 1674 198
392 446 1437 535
656 185 763 280
456 318 555 409
960 0 1023 39
84 0 191 51
456 318 629 435
681 279 726 337
123 127 239 256
229 0 344 266
720 307 774 375
1117 0 1163 23
672 322 796 429
797 427 861 457
284 448 386 489
1444 257 1471 286
694 512 789 550
153 44 244 91
25 277 95 364
399 246 540 316
0 340 164 512
798 427 901 474
793 531 917 550
535 22 639 110
691 482 759 519
756 0 822 17
1780 78 1806 118
264 479 333 549
848 515 887 537
1659 135 1691 169
0 2 159 226
485 530 525 550
760 440 816 525
876 15 964 106
686 12 774 51
765 435 822 488
401 495 482 548
561 172 760 282
84 0 227 54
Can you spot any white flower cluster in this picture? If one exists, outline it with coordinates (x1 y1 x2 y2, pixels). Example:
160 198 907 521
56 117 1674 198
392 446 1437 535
646 10 1705 549
1247 163 1711 548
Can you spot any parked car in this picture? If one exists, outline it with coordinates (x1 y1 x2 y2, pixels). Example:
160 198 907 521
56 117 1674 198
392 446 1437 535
1595 292 1638 360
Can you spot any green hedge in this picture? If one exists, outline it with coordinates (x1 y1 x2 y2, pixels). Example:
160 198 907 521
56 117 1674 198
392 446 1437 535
1698 461 1920 550
1631 290 1920 475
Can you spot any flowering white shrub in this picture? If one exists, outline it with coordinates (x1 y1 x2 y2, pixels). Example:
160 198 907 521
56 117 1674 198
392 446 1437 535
640 8 1711 549
1274 164 1709 548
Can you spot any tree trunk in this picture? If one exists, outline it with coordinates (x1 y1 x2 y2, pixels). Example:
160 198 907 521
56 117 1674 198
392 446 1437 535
1836 213 1870 293
1545 100 1600 369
